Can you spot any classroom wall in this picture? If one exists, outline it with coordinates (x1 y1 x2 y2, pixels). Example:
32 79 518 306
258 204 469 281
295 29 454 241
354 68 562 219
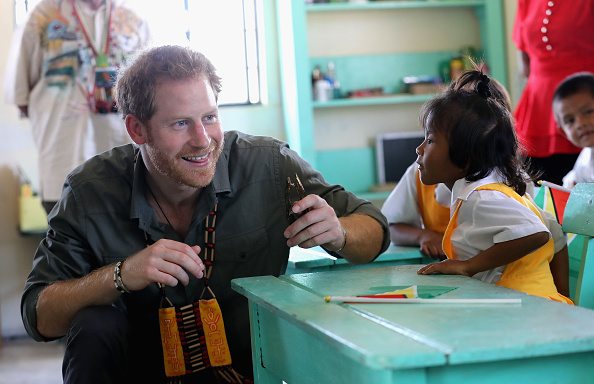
0 0 283 338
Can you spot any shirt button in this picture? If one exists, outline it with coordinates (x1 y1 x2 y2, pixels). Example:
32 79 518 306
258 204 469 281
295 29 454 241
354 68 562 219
543 18 550 24
548 1 554 6
546 44 553 51
545 9 552 16
542 36 549 43
541 26 548 33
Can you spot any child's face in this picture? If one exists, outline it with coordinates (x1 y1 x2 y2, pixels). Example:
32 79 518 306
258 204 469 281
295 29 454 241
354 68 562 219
415 127 465 189
554 89 594 148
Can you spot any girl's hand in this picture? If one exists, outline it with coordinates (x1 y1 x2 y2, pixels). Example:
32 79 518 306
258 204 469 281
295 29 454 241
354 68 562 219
418 230 446 260
417 259 472 276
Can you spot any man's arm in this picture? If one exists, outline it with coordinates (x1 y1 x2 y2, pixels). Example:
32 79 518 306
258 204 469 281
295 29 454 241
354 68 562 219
34 239 205 339
285 194 386 264
35 265 119 338
335 214 384 264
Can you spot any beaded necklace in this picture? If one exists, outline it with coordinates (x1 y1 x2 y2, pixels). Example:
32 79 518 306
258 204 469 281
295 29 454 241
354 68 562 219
145 187 248 383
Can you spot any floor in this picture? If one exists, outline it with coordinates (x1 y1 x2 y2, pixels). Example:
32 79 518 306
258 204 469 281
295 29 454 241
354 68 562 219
0 337 63 384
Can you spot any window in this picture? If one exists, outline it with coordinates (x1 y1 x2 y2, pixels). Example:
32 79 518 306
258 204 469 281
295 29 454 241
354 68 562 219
14 0 263 106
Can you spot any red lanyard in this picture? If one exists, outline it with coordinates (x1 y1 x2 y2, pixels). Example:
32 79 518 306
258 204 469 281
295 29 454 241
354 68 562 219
71 0 112 64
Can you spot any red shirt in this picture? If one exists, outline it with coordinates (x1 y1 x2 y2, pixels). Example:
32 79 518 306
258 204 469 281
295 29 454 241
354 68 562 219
513 0 594 157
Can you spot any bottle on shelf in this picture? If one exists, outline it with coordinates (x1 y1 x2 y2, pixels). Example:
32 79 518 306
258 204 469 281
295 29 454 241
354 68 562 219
449 56 464 82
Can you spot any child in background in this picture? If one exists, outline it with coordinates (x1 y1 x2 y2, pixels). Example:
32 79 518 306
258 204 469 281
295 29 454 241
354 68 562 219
552 72 594 188
415 70 571 303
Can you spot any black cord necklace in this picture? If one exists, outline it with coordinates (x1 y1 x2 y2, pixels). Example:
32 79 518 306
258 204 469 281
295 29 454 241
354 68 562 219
146 185 176 231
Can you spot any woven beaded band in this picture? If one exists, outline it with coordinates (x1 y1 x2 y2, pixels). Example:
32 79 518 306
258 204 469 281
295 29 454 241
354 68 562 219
114 261 130 294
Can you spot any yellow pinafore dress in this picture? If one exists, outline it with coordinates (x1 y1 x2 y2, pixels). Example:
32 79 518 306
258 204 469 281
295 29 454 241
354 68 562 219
415 170 450 234
442 183 572 304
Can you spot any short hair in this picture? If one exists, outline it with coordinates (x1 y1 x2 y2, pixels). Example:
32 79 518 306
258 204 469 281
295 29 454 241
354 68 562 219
114 45 222 123
553 71 594 105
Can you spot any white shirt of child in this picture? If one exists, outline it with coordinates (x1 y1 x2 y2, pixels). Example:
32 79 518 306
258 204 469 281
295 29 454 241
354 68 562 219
562 147 594 188
450 172 551 284
381 163 450 227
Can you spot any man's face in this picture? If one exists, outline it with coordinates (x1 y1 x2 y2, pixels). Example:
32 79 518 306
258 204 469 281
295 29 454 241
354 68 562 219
142 75 224 188
554 89 594 148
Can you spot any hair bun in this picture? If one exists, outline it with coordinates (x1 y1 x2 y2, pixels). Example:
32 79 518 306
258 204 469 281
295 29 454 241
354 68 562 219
475 73 492 99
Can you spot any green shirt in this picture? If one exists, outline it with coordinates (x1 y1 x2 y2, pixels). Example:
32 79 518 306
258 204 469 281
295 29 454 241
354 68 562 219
22 130 389 377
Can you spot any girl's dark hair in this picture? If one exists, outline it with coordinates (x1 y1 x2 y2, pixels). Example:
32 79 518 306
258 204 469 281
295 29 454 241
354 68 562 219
420 70 531 195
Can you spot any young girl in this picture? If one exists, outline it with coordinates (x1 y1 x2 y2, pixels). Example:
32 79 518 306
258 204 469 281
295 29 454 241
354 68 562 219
381 72 515 261
416 70 572 304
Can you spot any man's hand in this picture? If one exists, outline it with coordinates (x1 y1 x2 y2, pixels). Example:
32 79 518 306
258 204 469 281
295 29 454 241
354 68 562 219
284 194 345 251
417 259 472 276
120 239 205 290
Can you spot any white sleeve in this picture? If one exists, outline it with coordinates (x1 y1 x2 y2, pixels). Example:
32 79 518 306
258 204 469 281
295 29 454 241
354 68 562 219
457 190 550 248
562 170 577 189
573 148 594 184
381 163 422 227
5 9 44 107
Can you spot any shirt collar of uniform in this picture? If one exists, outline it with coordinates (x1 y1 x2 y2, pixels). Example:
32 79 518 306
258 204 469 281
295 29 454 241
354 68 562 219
450 171 505 205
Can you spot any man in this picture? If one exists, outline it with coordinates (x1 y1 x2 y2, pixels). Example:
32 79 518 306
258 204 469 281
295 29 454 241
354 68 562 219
6 0 149 213
21 45 390 383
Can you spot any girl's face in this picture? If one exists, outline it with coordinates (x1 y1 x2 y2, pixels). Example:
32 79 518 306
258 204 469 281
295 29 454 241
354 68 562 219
416 126 466 190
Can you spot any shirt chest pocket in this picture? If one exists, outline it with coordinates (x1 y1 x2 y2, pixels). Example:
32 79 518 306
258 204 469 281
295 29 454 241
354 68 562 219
211 227 270 281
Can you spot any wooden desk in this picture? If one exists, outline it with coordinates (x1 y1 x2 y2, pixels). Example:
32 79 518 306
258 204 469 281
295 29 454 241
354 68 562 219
286 244 428 274
232 265 594 383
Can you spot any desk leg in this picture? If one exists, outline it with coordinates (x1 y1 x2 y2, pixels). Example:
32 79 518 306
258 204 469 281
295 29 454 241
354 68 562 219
249 303 283 384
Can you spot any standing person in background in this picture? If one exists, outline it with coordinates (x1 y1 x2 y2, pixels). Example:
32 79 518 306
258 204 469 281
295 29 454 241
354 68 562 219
512 0 594 185
5 0 149 213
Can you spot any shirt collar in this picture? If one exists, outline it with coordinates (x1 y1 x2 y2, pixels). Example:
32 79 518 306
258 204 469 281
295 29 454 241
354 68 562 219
129 146 153 232
212 137 232 194
450 171 505 205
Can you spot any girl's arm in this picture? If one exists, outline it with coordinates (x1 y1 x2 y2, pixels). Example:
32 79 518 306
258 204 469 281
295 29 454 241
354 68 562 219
418 231 549 276
549 245 570 297
390 223 445 260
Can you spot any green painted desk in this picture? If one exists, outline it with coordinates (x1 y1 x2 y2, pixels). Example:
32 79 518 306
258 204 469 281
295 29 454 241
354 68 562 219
286 244 429 274
232 265 594 384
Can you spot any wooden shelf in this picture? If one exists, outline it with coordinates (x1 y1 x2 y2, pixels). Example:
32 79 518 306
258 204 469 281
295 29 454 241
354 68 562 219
306 0 485 13
313 93 433 108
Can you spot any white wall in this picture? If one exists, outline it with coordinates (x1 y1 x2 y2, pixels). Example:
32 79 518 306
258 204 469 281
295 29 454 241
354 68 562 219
0 0 43 338
0 0 283 338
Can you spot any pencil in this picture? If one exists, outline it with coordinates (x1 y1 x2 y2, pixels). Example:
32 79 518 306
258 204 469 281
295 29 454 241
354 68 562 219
537 180 572 193
324 296 521 304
